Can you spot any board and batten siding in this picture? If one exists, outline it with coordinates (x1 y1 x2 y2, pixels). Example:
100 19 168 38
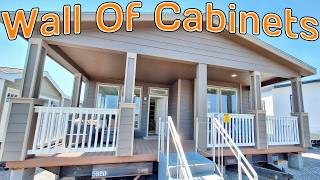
40 27 298 78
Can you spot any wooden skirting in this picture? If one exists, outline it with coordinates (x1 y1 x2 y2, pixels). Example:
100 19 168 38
6 139 305 169
202 146 305 157
6 153 157 169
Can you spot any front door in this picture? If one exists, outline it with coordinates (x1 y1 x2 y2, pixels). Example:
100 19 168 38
148 95 168 136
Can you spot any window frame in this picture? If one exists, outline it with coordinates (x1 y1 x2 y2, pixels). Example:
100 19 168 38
207 85 238 114
95 83 121 109
133 86 143 130
96 83 143 130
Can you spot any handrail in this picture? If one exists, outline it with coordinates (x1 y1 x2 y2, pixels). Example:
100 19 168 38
207 113 255 147
209 116 258 180
158 116 193 180
267 116 299 145
29 106 120 154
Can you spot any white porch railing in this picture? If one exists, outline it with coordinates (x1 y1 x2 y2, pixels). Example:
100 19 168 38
28 107 119 155
207 113 255 147
267 116 300 145
209 116 258 180
158 116 193 180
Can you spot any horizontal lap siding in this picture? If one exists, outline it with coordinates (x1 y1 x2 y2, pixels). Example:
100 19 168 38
2 103 30 161
42 28 297 77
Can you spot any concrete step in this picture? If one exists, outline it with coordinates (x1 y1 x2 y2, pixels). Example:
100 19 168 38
158 152 223 180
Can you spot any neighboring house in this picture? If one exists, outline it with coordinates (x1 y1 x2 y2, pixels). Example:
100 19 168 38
262 79 320 143
0 67 70 144
0 14 317 180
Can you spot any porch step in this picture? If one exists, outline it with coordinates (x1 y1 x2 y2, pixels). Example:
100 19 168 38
159 152 223 180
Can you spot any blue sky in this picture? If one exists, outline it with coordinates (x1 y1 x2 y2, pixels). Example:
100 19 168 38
0 0 319 96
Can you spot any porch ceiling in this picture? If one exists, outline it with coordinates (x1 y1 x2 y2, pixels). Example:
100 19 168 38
55 44 277 86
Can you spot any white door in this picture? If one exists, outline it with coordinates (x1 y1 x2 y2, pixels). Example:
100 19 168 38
154 97 167 134
0 88 19 142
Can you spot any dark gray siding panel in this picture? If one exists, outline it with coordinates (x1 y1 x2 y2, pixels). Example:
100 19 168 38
169 81 178 126
242 87 251 113
178 80 194 140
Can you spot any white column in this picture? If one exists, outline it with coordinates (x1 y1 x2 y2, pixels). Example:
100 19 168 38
21 39 47 98
71 73 82 107
194 63 207 151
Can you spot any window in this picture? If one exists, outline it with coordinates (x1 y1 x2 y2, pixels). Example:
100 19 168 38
207 87 238 113
207 88 219 113
134 88 142 129
96 84 120 109
221 89 237 113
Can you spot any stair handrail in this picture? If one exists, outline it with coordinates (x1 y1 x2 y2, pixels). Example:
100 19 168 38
209 116 258 180
158 116 193 180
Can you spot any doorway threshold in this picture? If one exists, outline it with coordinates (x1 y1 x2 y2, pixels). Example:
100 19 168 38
144 135 158 140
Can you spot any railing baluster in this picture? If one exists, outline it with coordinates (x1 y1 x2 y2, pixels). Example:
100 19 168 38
28 107 120 155
68 110 76 150
81 110 89 149
105 113 112 148
112 112 118 149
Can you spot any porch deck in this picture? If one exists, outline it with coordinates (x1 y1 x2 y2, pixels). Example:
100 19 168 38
6 139 304 169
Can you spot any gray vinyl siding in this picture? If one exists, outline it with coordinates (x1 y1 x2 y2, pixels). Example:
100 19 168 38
39 27 298 78
1 103 30 161
242 87 251 113
169 81 178 126
83 81 97 108
177 79 194 140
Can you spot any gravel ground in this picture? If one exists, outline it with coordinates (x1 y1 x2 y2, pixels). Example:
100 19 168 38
1 148 320 179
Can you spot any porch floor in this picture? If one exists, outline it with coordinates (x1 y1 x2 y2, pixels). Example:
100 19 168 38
5 139 304 169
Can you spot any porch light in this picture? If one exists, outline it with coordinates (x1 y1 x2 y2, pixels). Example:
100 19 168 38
231 74 237 77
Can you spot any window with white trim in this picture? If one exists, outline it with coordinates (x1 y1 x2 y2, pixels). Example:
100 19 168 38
207 87 238 113
96 84 120 109
133 87 142 129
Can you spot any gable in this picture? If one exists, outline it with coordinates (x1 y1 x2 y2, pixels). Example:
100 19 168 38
39 77 62 100
39 25 302 78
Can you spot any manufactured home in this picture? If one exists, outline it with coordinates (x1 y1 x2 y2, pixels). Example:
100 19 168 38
0 13 316 179
262 79 320 145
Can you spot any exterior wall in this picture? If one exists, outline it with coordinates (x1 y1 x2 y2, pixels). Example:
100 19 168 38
242 87 251 114
39 27 299 78
168 81 178 126
177 79 194 140
262 82 320 140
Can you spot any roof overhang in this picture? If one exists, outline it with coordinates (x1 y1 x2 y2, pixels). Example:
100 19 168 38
0 12 316 77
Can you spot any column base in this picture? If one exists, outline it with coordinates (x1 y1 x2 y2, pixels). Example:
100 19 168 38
291 112 311 148
288 153 303 170
10 168 35 180
116 103 135 157
249 110 268 149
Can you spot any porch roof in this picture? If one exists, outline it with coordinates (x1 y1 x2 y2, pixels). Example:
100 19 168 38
2 12 315 77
